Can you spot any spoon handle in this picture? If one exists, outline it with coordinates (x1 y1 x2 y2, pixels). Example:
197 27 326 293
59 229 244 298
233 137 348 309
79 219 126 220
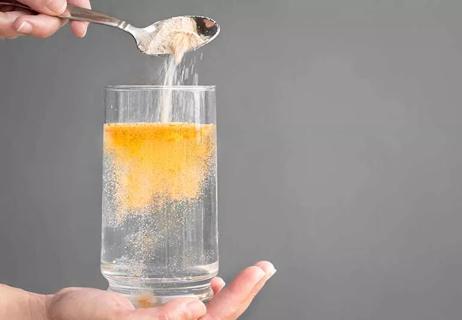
61 4 130 29
0 1 130 29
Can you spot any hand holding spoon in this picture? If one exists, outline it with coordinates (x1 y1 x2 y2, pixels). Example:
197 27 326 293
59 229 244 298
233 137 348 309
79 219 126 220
0 0 220 56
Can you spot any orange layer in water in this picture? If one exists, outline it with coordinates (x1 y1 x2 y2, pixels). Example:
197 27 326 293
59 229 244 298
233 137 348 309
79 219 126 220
104 122 216 212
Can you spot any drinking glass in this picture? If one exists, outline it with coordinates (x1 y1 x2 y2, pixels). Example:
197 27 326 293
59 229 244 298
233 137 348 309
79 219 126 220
101 85 218 306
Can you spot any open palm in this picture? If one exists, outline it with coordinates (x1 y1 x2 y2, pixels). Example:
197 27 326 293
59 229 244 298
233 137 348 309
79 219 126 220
47 261 276 320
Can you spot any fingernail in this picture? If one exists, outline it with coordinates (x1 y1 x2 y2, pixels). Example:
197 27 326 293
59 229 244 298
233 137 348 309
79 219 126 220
15 21 32 34
269 267 277 277
217 277 226 287
254 266 267 281
46 0 66 14
256 261 277 278
80 24 88 38
185 299 206 314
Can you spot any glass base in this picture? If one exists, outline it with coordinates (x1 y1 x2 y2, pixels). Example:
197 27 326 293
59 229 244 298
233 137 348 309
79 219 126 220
106 277 214 307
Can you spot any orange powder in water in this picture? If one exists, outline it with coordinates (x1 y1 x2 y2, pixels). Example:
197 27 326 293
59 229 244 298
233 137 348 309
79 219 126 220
104 122 216 213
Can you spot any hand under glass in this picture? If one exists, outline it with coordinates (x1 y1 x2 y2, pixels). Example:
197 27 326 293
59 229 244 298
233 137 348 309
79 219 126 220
46 261 276 320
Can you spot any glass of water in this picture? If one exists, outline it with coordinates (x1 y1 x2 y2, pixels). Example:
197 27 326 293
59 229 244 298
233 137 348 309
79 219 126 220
101 85 218 306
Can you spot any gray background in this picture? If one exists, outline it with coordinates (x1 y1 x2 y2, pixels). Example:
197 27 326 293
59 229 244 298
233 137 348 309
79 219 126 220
1 0 462 319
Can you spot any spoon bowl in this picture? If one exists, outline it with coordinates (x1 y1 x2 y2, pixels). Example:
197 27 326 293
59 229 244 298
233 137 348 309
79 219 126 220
132 16 220 56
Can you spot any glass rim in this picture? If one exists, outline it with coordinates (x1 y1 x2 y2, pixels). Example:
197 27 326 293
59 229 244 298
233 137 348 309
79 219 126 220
105 85 215 92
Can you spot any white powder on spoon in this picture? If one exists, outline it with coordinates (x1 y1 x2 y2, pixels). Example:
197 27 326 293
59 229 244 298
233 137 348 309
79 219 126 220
148 17 206 63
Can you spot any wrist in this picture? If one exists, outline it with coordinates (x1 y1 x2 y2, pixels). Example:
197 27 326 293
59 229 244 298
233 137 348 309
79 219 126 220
27 291 52 320
0 284 51 320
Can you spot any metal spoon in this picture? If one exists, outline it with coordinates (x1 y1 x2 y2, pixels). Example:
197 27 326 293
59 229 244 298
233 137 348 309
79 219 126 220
0 1 220 56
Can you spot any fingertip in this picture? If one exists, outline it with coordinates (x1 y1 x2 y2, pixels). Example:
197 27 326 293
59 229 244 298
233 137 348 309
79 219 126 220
211 277 226 294
13 14 62 38
247 265 267 280
68 0 92 37
254 260 277 278
71 21 88 38
247 261 277 300
204 263 275 320
13 17 32 34
225 266 266 296
215 276 226 287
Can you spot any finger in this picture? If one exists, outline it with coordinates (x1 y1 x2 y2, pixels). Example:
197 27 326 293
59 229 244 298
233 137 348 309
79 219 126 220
211 277 226 295
0 11 25 38
245 261 277 303
203 266 266 320
68 0 90 38
202 261 276 320
123 297 207 320
13 13 64 38
17 0 66 15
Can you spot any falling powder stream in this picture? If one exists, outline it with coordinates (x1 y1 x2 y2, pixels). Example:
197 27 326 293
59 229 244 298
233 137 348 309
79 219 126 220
158 17 206 122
